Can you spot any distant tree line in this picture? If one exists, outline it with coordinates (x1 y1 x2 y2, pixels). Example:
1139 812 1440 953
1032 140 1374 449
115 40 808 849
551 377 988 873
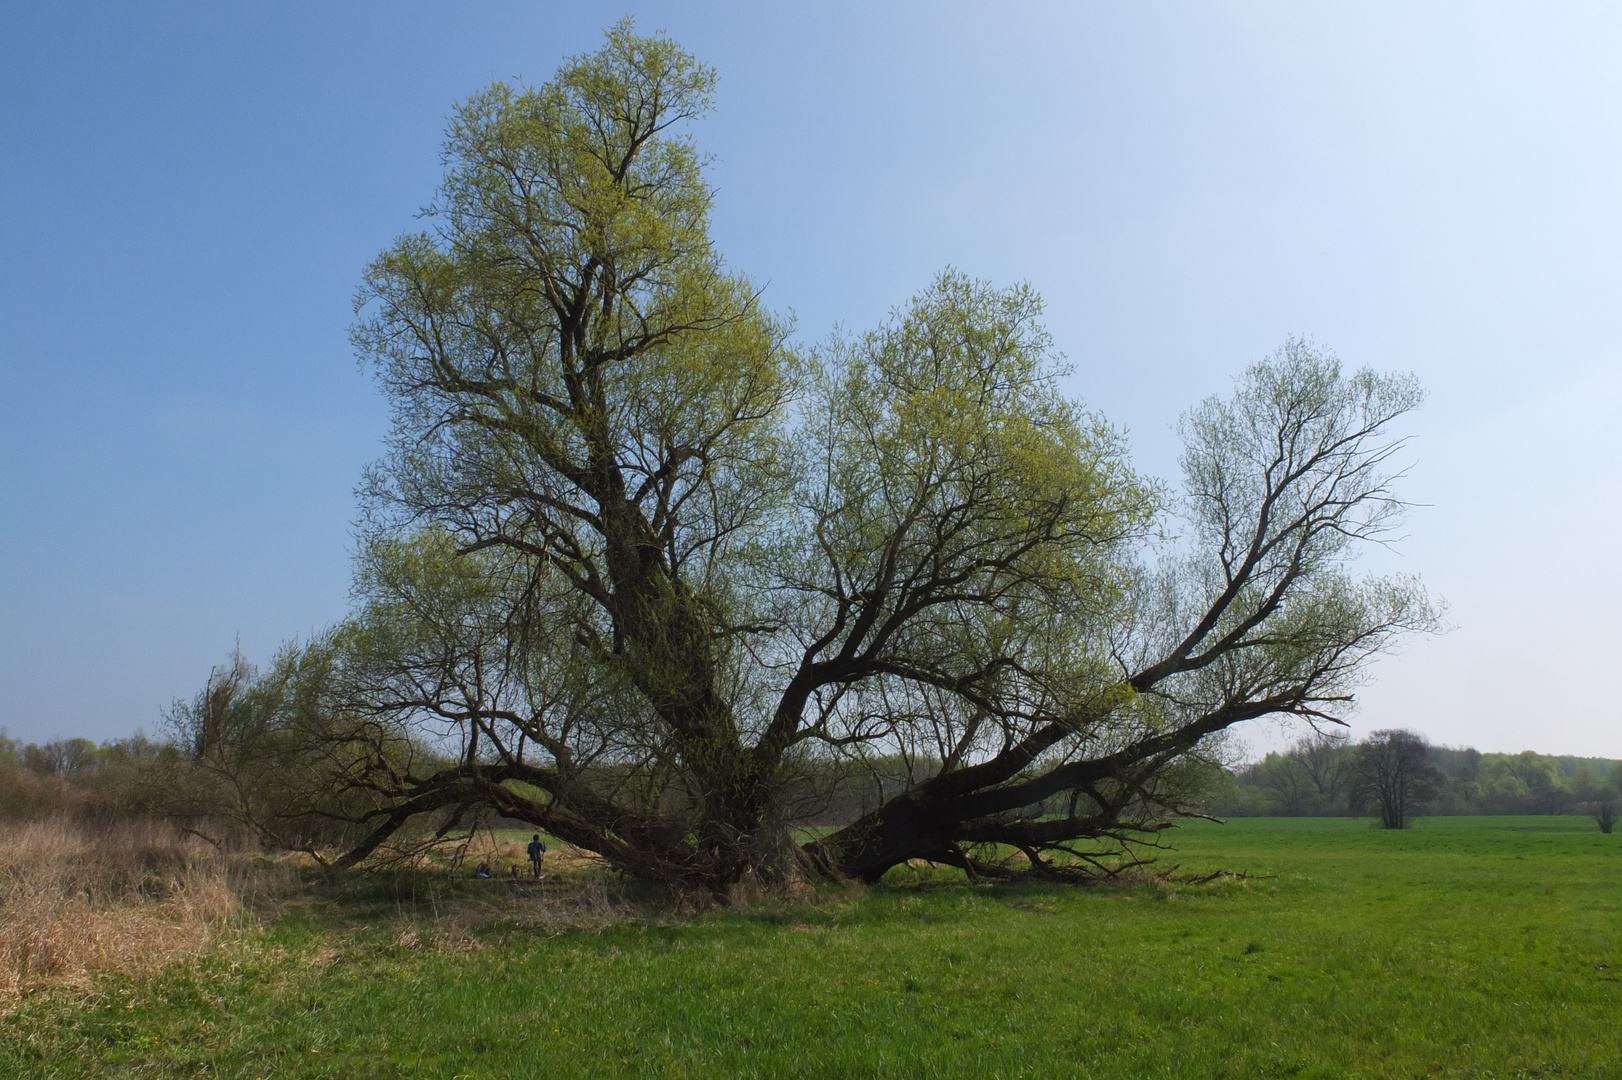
0 729 185 821
6 715 1619 845
1207 729 1622 825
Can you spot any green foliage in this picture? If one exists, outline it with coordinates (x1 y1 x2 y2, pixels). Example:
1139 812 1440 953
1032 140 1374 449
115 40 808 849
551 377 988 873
61 24 1435 887
300 24 1445 888
0 731 187 822
158 642 422 852
1220 737 1622 821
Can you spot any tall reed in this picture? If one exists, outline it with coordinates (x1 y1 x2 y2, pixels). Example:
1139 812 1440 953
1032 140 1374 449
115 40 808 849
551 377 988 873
0 817 244 1002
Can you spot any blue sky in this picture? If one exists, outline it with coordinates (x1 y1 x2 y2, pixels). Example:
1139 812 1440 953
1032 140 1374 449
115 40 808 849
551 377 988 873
3 3 1620 755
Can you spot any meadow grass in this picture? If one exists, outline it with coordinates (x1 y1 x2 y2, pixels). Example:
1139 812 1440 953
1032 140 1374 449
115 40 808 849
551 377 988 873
2 816 1619 1078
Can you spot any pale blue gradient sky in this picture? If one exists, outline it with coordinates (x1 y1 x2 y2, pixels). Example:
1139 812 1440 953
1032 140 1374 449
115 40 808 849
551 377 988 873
3 3 1619 755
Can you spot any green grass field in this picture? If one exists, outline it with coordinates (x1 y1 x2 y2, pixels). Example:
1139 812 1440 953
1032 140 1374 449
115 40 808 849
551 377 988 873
4 816 1619 1079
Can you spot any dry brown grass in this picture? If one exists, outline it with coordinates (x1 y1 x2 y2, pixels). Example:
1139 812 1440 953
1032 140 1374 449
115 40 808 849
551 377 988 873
0 817 248 1004
1 817 800 1003
361 831 656 945
454 831 608 876
380 871 648 951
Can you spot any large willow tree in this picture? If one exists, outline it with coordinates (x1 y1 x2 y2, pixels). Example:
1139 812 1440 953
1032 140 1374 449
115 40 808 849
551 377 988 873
328 23 1436 890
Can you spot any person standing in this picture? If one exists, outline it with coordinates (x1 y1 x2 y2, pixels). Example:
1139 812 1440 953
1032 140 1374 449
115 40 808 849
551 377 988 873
527 834 547 879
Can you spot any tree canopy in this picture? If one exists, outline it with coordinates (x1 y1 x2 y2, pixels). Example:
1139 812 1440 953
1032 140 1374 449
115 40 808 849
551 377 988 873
220 23 1438 893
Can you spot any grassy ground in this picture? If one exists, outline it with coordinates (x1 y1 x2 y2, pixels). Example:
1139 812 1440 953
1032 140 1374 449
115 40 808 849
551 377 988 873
3 815 1619 1078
